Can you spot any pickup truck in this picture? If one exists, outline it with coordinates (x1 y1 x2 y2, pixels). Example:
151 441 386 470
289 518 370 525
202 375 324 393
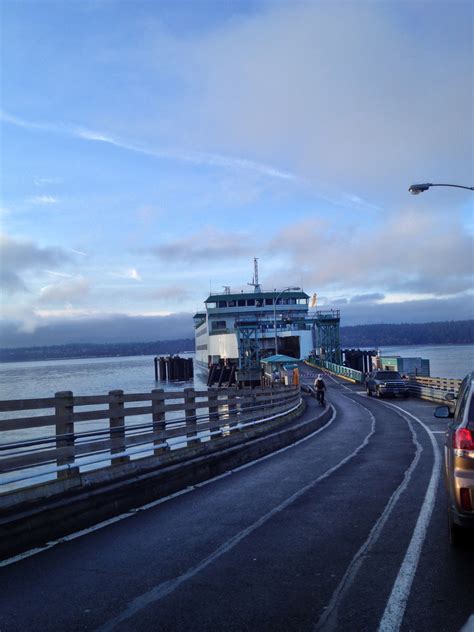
365 370 410 398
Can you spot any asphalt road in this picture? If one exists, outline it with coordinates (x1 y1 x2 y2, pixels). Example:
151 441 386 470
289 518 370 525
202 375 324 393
1 369 473 632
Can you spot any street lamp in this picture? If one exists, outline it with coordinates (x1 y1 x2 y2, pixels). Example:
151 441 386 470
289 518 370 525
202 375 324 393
274 287 300 355
408 182 474 195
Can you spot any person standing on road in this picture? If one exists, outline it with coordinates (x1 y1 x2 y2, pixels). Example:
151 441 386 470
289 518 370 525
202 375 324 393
314 374 326 405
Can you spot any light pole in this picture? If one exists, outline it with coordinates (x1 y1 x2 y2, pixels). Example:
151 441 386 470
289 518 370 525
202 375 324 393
274 287 300 355
408 182 474 195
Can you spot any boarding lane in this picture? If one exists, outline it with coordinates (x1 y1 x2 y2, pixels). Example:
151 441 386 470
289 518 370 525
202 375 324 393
0 378 464 632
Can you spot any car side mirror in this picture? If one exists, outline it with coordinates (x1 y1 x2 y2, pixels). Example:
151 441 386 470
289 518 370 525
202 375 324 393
434 405 453 418
444 391 455 401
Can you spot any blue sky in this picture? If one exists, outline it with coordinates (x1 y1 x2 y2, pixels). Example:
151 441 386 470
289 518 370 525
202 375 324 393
1 0 473 346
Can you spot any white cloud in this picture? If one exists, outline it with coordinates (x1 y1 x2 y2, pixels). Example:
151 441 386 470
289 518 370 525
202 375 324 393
111 268 142 281
27 195 58 205
33 176 61 187
1 110 299 183
0 232 72 294
38 276 90 303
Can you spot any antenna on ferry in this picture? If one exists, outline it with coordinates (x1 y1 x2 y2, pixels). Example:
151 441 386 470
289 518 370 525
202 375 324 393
247 257 262 293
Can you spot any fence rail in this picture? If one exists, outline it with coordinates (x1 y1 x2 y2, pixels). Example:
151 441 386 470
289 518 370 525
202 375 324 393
0 385 301 493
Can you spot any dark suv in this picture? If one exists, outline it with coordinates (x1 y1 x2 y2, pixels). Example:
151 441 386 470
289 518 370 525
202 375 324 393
435 372 474 546
365 370 409 398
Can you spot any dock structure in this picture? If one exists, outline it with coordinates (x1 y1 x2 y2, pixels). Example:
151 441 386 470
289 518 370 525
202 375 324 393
154 356 193 381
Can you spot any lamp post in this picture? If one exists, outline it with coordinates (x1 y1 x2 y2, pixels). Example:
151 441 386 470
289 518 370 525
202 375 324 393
408 182 474 195
274 287 300 355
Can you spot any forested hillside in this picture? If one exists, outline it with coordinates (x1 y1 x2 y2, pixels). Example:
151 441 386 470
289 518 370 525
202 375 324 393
340 320 473 347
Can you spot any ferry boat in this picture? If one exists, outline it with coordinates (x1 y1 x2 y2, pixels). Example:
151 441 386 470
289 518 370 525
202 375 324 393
194 261 333 386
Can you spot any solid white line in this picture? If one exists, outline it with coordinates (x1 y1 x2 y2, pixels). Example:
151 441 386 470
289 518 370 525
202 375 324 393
376 401 441 632
315 400 422 631
96 409 376 632
1 401 336 568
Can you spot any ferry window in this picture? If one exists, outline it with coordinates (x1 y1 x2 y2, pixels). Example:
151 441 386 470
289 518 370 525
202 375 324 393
218 301 227 308
256 299 263 307
265 299 274 305
212 321 227 330
207 302 216 309
228 300 236 307
247 299 255 306
238 299 246 306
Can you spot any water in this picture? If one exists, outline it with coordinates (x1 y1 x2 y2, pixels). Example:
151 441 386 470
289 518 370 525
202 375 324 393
377 344 473 380
0 355 208 492
0 354 206 401
0 345 472 400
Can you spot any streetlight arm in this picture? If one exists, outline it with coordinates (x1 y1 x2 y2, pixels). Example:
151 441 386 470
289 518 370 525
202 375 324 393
430 184 474 191
409 182 474 195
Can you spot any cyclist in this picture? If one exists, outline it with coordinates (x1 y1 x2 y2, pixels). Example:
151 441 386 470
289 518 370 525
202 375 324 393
314 374 326 405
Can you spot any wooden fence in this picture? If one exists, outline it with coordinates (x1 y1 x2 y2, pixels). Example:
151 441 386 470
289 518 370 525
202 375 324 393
0 385 301 493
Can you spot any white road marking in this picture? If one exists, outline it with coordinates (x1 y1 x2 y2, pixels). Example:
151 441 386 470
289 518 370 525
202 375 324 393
375 401 441 632
96 409 376 632
1 400 336 568
315 399 422 631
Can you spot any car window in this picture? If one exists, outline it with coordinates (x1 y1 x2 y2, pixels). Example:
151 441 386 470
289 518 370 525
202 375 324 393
467 394 474 430
376 371 402 379
453 379 470 426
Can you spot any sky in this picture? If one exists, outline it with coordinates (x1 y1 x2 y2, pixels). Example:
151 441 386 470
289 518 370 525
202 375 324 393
0 0 473 347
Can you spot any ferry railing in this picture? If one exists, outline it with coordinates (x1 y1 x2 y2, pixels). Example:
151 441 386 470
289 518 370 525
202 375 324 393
0 385 301 494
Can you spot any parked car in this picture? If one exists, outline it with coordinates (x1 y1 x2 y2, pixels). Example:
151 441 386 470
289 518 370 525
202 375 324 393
434 372 474 546
365 370 410 398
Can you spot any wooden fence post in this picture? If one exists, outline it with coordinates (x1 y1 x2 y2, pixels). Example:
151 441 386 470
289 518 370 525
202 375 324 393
228 392 238 434
152 388 169 455
109 390 129 465
208 390 219 439
54 391 77 479
184 388 200 446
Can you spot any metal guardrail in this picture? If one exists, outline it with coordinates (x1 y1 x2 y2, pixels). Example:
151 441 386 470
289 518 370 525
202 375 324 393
306 359 364 382
0 385 301 494
306 359 461 403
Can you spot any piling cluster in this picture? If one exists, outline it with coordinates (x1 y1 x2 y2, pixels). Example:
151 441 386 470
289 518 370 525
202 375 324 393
154 356 194 381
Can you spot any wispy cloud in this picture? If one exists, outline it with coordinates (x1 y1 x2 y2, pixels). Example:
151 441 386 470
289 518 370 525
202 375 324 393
27 195 58 205
111 268 142 281
1 110 299 182
68 248 88 257
38 276 90 303
0 232 72 294
33 176 62 187
44 270 75 278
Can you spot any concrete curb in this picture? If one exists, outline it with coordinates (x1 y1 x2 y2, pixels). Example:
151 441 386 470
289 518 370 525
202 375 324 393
0 396 332 561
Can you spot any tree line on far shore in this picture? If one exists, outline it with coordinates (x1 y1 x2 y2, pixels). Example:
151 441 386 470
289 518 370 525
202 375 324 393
340 320 473 347
0 320 472 363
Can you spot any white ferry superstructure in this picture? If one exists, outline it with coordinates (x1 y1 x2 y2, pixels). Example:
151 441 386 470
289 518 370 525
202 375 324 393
193 285 316 384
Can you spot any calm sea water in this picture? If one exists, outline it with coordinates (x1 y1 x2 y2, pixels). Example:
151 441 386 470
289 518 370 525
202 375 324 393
0 344 472 400
0 354 207 401
377 344 473 380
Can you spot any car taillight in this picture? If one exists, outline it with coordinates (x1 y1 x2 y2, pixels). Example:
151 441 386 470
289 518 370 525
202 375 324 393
453 428 474 450
460 488 473 512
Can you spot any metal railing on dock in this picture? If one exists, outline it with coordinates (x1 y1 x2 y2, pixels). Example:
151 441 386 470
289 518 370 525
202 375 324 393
0 385 301 494
307 358 462 403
